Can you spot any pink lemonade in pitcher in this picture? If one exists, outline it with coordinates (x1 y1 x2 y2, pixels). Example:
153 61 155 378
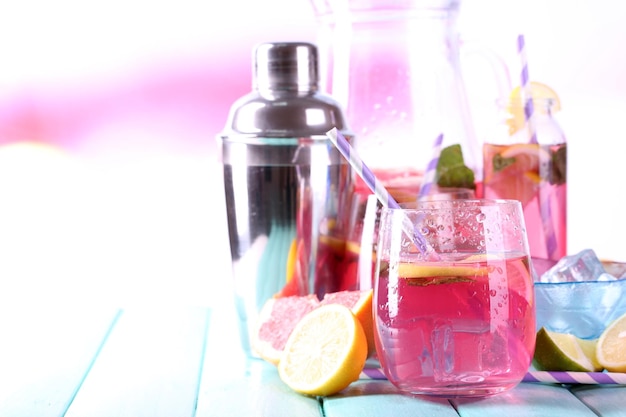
483 143 567 261
374 253 536 396
338 169 424 291
340 167 481 291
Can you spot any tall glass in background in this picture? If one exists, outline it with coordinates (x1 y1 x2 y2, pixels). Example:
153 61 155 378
374 199 536 397
483 92 567 263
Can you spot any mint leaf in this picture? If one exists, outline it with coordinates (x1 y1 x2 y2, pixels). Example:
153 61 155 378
436 144 476 190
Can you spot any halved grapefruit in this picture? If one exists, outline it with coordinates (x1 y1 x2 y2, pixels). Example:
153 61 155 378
252 289 376 364
252 294 320 365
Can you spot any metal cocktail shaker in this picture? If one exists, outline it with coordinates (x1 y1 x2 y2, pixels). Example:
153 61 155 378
218 42 353 355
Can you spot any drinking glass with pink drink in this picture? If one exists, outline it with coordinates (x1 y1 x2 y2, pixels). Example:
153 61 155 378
374 199 536 398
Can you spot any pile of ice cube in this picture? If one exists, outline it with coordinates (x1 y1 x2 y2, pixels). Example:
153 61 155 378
534 249 626 339
539 249 626 283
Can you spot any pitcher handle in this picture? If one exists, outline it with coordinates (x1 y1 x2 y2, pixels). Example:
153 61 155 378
460 38 513 105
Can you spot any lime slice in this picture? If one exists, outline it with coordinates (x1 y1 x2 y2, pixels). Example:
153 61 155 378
533 327 601 372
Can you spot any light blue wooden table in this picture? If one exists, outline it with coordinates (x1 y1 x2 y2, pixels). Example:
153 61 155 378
1 305 624 416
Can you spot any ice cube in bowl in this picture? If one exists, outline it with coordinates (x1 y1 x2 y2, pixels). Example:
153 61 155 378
535 279 626 339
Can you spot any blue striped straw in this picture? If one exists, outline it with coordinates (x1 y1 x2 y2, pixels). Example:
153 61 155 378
517 34 557 258
326 128 436 257
360 368 626 385
517 34 538 145
417 133 444 201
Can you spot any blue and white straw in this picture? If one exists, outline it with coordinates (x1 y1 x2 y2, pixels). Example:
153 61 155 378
326 128 436 257
326 128 399 210
417 133 444 201
517 34 538 145
360 368 626 385
518 34 557 259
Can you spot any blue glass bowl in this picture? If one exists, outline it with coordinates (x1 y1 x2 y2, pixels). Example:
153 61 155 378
534 279 626 339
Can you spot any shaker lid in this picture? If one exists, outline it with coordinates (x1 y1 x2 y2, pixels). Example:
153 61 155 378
253 42 319 92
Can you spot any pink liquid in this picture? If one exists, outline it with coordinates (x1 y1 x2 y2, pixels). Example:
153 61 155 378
345 169 483 293
483 143 566 261
374 254 536 397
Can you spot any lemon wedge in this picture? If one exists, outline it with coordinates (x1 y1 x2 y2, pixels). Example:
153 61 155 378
596 311 626 372
278 304 367 396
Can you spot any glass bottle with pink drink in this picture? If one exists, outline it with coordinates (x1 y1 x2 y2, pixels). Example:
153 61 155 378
483 82 567 264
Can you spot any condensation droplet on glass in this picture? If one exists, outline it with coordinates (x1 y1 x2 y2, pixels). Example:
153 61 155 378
489 289 497 297
476 212 486 223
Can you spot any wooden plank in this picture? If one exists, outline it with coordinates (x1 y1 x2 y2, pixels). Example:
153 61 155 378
197 360 321 417
571 385 626 416
323 380 460 417
452 383 599 417
64 307 210 417
195 302 321 417
0 306 120 417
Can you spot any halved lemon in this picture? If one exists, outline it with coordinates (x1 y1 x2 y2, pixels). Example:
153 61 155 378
596 311 626 372
278 304 367 396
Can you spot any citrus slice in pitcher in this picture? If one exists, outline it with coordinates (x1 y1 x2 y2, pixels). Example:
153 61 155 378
486 143 548 206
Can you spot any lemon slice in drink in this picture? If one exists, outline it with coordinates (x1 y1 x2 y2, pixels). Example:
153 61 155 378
398 263 489 278
278 304 367 396
395 262 490 286
507 81 561 135
533 327 601 372
596 311 626 372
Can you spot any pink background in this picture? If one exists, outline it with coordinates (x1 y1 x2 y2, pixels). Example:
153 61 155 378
0 0 624 307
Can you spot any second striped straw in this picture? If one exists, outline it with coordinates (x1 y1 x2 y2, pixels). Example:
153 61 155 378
517 34 558 259
517 34 538 145
417 133 444 201
325 128 436 257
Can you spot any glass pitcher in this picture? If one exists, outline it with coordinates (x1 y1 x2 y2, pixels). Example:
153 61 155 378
310 0 481 199
309 0 484 290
